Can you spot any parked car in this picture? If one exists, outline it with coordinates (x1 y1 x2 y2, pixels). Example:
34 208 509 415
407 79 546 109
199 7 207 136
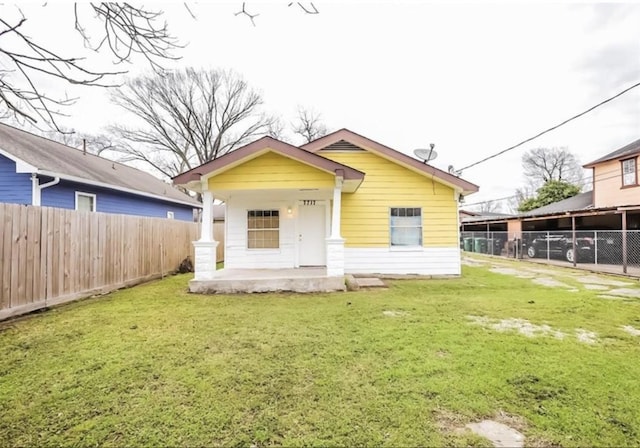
524 233 595 262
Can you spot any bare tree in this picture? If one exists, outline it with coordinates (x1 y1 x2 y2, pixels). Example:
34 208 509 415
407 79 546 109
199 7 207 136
109 68 278 178
0 4 181 131
292 106 327 144
476 200 502 214
522 147 584 185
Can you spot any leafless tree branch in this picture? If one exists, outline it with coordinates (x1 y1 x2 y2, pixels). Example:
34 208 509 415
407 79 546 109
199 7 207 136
288 2 319 14
109 68 279 177
0 4 183 131
522 147 584 185
292 106 327 143
234 2 259 27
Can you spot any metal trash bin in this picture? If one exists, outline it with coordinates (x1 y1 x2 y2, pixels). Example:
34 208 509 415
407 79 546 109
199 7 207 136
463 238 473 252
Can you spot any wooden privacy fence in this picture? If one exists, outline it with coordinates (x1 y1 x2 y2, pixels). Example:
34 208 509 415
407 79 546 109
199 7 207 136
0 203 200 320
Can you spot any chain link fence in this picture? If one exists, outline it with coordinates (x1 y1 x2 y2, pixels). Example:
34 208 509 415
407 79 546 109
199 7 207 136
461 230 640 275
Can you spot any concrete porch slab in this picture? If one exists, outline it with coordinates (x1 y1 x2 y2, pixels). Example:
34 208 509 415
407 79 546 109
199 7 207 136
189 268 346 294
354 277 387 288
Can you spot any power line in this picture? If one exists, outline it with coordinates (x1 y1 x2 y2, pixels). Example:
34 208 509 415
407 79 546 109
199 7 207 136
463 166 633 208
458 80 640 172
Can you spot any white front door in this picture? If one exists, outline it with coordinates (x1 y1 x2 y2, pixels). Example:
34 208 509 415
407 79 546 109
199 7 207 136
298 203 326 266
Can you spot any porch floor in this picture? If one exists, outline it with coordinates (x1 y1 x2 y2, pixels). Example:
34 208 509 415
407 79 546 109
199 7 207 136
189 268 346 294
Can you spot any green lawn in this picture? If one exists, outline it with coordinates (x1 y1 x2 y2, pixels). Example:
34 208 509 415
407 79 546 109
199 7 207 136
1 259 640 447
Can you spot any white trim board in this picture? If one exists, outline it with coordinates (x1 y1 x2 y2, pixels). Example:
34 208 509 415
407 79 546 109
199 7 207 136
344 247 461 276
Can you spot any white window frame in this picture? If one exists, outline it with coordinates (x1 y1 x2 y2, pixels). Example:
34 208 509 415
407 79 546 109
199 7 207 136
389 207 423 249
167 211 175 219
247 209 280 249
75 192 96 212
622 158 637 187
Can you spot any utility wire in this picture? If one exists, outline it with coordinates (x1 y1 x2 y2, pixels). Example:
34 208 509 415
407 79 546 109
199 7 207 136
458 80 640 172
463 166 632 208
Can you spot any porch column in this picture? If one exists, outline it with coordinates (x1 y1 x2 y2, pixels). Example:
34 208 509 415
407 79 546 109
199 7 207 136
193 186 219 281
326 176 345 277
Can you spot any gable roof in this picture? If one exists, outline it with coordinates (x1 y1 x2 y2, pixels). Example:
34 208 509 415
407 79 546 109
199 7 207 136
519 191 593 217
172 136 365 192
583 138 640 168
301 128 479 195
0 122 200 207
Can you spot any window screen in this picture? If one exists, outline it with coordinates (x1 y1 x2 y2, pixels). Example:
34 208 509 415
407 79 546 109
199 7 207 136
390 207 422 246
248 210 280 249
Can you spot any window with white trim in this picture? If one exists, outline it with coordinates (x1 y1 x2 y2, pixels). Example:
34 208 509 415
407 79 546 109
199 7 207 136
247 210 279 249
75 192 96 212
390 207 422 246
622 158 637 187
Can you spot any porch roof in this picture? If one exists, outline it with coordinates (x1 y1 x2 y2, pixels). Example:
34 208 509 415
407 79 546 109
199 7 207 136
172 136 365 193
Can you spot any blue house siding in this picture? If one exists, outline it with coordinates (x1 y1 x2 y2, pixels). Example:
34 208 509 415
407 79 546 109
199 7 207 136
41 180 195 221
0 154 32 205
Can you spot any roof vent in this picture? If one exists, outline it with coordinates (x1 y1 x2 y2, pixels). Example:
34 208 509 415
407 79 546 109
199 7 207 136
319 139 365 151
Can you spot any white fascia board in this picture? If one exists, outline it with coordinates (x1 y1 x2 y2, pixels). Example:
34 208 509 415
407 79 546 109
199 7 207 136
37 169 202 208
0 148 38 173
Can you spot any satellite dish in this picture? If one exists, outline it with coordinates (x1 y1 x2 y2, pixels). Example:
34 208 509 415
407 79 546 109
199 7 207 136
413 143 438 163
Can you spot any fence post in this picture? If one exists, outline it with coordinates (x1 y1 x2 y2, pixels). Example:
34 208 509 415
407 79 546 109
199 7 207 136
571 216 577 267
594 231 598 265
622 211 628 274
546 231 550 261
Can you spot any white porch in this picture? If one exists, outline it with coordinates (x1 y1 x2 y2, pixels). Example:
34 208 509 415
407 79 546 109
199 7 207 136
190 178 346 293
189 267 346 294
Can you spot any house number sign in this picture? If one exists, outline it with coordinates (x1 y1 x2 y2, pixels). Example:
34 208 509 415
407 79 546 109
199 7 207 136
302 200 316 206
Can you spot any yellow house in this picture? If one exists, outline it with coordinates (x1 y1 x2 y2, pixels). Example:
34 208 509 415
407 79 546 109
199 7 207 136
173 129 478 293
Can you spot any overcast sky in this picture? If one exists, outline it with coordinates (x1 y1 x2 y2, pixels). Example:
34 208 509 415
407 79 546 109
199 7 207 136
7 2 640 210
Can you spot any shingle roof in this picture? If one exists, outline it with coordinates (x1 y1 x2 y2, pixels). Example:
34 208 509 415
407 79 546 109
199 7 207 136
301 128 479 195
519 191 593 217
0 123 200 207
584 138 640 167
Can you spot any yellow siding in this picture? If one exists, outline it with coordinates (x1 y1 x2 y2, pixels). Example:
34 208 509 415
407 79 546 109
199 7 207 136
321 151 458 247
208 150 335 191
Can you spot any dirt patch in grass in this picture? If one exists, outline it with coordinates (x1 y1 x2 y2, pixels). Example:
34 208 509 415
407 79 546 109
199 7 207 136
607 288 640 299
490 267 535 278
436 409 529 447
468 316 601 344
532 277 578 291
433 408 468 434
382 310 409 317
466 420 525 448
622 325 640 336
597 294 627 301
576 275 632 287
583 284 610 291
575 329 598 344
462 257 488 266
468 316 565 340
